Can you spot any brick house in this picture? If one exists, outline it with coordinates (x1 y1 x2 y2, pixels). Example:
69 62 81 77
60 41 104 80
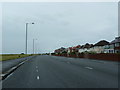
67 45 80 55
54 47 66 54
78 43 93 53
92 40 109 53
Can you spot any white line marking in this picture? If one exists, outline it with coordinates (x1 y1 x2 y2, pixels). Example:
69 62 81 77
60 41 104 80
36 66 38 68
11 67 17 70
85 67 93 70
36 70 38 72
18 61 26 66
37 76 40 80
5 73 13 80
91 60 105 63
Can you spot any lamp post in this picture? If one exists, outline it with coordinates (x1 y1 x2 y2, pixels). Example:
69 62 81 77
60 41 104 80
25 22 34 54
33 38 37 54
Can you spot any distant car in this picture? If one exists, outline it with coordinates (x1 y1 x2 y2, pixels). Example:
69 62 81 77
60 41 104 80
21 53 24 55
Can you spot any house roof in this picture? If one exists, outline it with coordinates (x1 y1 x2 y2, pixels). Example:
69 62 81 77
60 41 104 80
80 43 93 49
111 36 120 44
68 45 81 50
94 40 109 46
72 45 80 49
76 45 81 48
54 47 66 52
60 47 66 50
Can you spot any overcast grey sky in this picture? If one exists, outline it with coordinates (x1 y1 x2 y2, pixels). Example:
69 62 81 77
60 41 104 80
2 2 118 54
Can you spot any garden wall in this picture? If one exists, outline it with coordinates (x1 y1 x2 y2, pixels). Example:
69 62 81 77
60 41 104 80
53 53 119 61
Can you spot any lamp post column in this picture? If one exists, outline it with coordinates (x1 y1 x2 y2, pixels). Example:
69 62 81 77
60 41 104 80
33 39 34 54
25 23 28 54
25 22 34 54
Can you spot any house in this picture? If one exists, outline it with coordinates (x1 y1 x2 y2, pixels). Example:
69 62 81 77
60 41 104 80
72 45 81 53
67 45 80 56
67 47 72 54
54 47 66 54
103 43 111 53
78 43 93 53
110 36 120 53
54 49 61 54
78 45 85 53
92 40 109 53
114 37 120 53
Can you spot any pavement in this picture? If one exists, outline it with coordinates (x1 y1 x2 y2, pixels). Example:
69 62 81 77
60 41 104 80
2 55 119 88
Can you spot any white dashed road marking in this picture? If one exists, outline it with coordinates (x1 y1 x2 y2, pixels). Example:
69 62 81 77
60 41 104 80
36 66 38 68
5 73 13 80
85 67 93 70
37 76 40 80
36 70 38 72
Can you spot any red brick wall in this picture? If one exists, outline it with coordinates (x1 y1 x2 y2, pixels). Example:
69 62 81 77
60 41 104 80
83 53 119 61
53 53 119 61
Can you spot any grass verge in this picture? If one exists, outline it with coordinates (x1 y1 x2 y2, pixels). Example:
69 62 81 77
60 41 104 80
0 54 34 61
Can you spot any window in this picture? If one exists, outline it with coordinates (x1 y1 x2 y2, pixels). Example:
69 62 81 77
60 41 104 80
110 45 114 48
115 43 120 47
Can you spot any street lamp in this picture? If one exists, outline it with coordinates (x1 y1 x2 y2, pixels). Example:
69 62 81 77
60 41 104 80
33 38 37 54
25 22 34 54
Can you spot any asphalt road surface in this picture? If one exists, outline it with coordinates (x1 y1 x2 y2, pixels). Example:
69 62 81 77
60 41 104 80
2 55 118 88
1 56 35 73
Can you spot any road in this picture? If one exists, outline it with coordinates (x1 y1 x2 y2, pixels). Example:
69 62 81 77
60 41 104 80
1 56 35 73
2 55 118 88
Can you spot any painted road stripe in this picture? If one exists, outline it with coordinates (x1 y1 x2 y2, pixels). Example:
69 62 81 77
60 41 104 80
85 67 93 70
36 66 38 68
11 67 17 70
91 60 105 63
36 70 38 72
37 76 40 80
5 73 13 80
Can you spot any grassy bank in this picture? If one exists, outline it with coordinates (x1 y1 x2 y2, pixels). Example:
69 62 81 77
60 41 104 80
0 54 34 61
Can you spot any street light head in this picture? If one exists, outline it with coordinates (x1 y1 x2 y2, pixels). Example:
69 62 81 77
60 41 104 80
32 23 34 24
